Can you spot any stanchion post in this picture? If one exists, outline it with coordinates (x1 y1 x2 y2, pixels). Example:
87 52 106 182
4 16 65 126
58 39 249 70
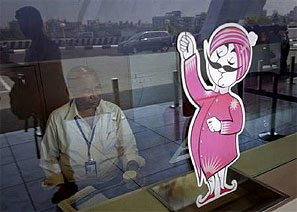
257 60 263 90
174 108 180 139
258 73 284 141
33 116 41 159
270 73 278 135
290 56 295 84
170 70 180 108
112 78 120 107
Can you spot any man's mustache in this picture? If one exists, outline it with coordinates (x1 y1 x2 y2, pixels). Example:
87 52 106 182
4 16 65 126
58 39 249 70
207 55 241 72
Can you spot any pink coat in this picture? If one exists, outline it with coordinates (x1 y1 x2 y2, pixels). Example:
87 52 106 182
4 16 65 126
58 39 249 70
184 55 243 182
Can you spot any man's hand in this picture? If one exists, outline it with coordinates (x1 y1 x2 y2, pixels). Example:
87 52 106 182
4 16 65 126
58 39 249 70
127 160 139 172
51 182 78 204
123 161 139 181
207 117 221 132
177 32 196 60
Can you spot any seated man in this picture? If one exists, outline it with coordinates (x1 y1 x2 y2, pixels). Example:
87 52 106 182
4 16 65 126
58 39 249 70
40 66 145 203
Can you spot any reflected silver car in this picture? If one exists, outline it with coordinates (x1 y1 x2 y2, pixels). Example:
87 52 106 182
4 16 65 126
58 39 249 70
118 31 172 54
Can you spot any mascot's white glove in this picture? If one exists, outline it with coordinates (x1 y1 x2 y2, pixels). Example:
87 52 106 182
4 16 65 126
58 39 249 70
207 117 221 132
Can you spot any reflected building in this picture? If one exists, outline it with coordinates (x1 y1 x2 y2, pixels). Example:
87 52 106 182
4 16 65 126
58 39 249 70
200 0 266 41
195 13 207 33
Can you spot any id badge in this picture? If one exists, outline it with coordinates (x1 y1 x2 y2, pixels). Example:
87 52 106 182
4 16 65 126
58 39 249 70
85 160 97 177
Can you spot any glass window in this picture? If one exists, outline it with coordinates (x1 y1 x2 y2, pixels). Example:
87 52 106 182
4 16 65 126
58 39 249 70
0 0 296 211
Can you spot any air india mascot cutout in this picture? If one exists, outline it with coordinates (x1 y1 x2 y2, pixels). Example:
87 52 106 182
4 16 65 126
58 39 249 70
177 23 257 207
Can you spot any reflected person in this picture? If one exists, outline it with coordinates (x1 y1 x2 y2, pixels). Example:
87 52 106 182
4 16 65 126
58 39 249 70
40 66 145 203
12 6 69 133
15 6 61 62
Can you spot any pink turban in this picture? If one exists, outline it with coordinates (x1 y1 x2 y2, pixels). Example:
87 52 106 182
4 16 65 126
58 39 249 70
209 26 251 80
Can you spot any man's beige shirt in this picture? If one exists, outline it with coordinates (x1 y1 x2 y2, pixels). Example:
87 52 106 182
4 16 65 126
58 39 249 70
40 99 145 187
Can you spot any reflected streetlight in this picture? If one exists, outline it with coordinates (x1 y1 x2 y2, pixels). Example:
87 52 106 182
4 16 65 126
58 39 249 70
60 22 66 45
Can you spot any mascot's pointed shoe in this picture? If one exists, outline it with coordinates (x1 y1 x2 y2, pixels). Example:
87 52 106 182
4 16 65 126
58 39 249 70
196 192 216 207
220 187 234 195
220 180 237 197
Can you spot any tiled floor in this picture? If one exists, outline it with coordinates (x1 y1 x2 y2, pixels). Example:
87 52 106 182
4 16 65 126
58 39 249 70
0 79 296 211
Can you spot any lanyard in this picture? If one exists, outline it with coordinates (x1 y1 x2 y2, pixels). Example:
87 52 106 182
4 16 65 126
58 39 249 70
74 116 97 161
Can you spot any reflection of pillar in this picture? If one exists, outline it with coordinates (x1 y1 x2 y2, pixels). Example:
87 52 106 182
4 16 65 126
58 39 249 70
170 70 179 108
112 78 120 107
257 60 263 90
289 56 295 124
290 56 295 84
174 108 180 141
164 106 180 141
270 74 278 135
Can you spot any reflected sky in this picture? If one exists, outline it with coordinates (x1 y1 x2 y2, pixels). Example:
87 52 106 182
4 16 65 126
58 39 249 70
0 0 296 27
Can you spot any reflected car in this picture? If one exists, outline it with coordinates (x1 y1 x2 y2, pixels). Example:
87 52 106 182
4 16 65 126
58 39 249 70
118 31 172 54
